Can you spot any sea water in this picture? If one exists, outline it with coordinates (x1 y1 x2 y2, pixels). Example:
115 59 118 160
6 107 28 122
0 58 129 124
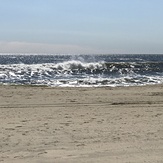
0 54 163 87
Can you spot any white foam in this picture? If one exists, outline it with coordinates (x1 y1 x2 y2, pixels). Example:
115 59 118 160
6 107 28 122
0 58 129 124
1 61 163 87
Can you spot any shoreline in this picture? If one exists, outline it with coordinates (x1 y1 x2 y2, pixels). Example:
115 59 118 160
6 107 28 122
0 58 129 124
1 82 163 87
0 84 163 162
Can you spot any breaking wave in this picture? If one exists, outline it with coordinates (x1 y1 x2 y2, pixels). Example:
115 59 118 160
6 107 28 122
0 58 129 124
0 59 163 87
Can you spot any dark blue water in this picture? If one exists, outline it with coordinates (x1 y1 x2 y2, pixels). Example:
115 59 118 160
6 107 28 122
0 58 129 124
0 54 163 87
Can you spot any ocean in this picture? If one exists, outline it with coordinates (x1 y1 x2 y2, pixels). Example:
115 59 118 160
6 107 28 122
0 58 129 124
0 54 163 87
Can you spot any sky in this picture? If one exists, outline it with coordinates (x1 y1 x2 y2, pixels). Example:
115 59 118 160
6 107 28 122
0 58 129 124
0 0 163 54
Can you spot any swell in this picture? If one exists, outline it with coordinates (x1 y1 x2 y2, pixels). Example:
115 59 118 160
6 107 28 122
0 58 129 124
105 62 163 75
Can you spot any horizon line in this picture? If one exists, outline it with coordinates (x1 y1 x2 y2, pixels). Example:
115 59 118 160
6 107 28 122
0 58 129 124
0 53 163 55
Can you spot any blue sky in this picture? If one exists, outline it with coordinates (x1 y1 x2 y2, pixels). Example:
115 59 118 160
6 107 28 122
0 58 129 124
0 0 163 54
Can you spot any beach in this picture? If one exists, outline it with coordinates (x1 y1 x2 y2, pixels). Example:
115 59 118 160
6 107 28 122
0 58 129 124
0 85 163 163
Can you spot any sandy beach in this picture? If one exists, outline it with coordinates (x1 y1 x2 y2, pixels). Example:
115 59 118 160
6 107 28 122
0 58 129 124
0 84 163 163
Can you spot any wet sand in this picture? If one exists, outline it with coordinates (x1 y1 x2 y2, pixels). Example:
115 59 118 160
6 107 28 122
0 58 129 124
0 85 163 163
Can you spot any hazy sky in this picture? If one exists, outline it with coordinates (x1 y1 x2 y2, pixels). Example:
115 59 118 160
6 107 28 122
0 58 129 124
0 0 163 54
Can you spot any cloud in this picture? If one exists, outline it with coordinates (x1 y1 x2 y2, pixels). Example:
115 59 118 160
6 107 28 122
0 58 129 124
0 41 105 54
0 41 129 54
0 41 83 54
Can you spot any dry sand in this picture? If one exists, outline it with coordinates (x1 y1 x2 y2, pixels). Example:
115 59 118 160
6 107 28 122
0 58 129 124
0 84 163 163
